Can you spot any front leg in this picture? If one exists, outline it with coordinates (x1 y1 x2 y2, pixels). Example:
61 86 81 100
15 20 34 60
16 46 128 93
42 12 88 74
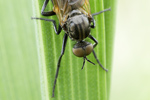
52 34 68 97
90 18 96 28
41 0 56 16
88 35 108 72
88 35 98 48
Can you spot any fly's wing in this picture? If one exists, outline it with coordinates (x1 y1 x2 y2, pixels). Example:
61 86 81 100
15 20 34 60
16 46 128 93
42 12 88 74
52 0 70 26
68 0 91 16
68 0 83 5
52 0 91 26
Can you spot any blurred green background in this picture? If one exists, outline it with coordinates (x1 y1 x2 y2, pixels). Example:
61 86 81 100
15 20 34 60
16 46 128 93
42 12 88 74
0 0 41 100
110 0 150 100
0 0 150 100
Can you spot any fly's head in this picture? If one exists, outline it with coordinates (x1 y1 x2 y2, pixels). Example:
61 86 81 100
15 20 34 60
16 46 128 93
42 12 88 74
66 10 91 41
72 41 93 57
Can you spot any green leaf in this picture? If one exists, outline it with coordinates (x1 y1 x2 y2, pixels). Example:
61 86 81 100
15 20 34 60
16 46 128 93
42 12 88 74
104 0 116 99
32 0 116 100
0 0 41 100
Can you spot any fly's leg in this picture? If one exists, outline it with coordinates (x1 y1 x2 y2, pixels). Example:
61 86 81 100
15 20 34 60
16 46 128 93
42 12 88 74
31 17 62 35
88 35 108 72
92 8 111 16
81 57 86 70
81 56 95 70
91 8 111 28
41 0 55 16
88 35 98 48
90 18 96 28
92 50 108 72
52 34 68 97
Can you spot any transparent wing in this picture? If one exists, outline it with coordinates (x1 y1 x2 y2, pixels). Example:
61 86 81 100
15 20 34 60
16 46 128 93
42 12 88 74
68 0 79 4
76 0 91 17
68 0 84 5
68 0 91 17
52 0 91 25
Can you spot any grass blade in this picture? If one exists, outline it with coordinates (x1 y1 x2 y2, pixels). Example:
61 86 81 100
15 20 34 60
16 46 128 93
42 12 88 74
32 0 116 99
104 0 116 99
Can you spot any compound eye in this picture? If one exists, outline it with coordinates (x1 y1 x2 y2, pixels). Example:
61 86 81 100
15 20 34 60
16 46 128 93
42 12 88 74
72 44 93 57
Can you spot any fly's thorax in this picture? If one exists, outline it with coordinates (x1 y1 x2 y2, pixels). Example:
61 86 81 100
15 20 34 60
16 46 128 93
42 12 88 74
66 11 91 41
72 41 93 57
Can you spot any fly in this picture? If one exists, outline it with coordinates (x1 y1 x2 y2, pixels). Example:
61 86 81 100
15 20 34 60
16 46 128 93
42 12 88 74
32 0 111 97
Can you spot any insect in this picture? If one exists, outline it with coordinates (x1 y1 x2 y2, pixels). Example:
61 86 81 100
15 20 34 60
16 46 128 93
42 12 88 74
32 0 111 97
